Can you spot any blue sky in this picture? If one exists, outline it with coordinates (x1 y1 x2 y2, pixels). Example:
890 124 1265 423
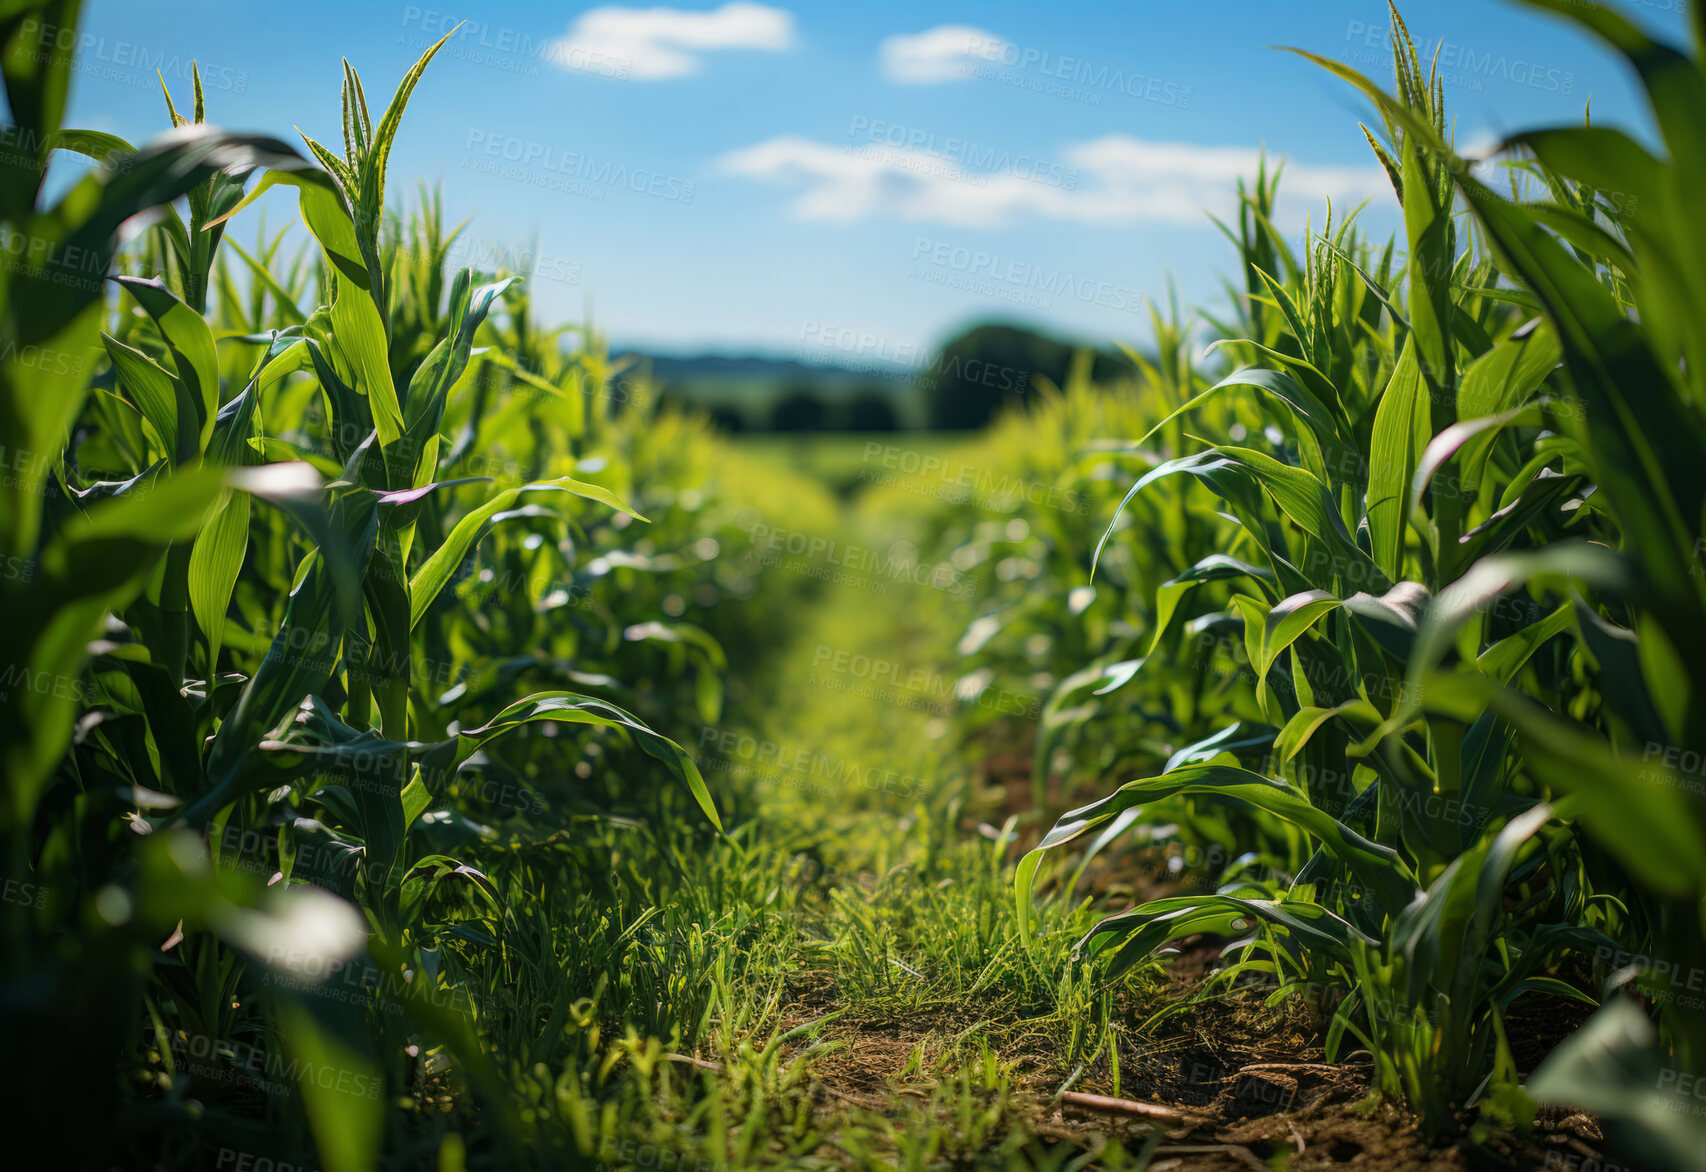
63 0 1691 360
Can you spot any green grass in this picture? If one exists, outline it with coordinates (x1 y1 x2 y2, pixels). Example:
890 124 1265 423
730 432 962 500
428 485 1155 1169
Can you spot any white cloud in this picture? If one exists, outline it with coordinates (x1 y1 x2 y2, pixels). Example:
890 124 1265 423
1460 130 1502 158
879 25 1010 84
549 3 795 81
1457 129 1505 180
718 134 1389 229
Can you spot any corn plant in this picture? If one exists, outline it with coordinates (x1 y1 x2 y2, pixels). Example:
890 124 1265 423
0 8 761 1168
1013 5 1706 1164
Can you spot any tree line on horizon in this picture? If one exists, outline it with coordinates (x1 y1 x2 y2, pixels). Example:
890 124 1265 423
642 322 1132 433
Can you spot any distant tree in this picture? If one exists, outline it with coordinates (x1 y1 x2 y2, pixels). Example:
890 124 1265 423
769 388 827 431
648 387 688 419
921 323 1124 430
706 404 747 433
843 389 899 431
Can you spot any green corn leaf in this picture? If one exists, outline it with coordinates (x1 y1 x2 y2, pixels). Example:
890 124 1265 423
400 272 518 484
409 477 644 630
1512 0 1706 185
1400 142 1455 408
0 466 225 833
1366 340 1429 582
212 168 368 286
420 692 720 830
1403 542 1633 706
113 276 220 454
273 998 384 1172
1455 469 1586 564
330 275 404 450
101 332 197 466
1529 999 1706 1172
358 30 459 252
1572 597 1669 747
1453 318 1562 429
187 490 251 675
1517 200 1638 272
1093 450 1262 578
1406 670 1706 899
359 539 413 742
0 0 78 221
1148 553 1275 656
1389 801 1558 1017
1453 315 1562 431
1475 600 1572 685
196 489 380 817
1506 126 1660 210
1083 895 1375 982
1458 710 1514 850
1409 404 1545 521
1018 763 1417 939
1260 589 1341 682
45 126 136 165
1342 581 1430 664
621 620 728 668
1166 721 1280 772
1450 162 1705 622
223 238 308 325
